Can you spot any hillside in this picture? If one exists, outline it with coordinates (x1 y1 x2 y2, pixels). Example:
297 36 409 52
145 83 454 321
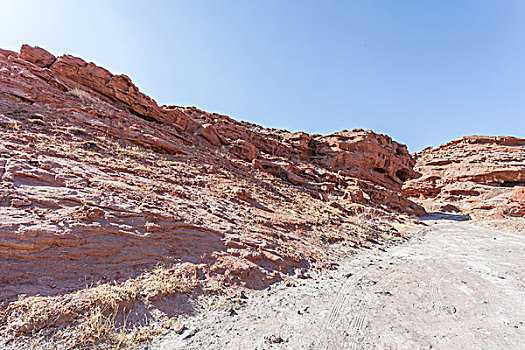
0 45 425 348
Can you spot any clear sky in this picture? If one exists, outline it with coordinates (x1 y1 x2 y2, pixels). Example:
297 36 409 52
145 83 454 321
1 1 524 151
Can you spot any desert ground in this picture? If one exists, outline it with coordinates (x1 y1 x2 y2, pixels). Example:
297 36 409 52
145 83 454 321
152 216 525 350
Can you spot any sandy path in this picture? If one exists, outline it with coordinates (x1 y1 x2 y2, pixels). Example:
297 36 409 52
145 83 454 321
151 219 525 350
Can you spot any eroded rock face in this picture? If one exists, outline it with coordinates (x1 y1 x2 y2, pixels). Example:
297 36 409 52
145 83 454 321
0 45 423 303
403 136 525 218
19 44 56 68
166 106 425 216
5 45 423 217
48 54 170 124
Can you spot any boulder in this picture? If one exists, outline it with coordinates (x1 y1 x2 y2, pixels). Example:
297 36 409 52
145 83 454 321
195 123 222 146
19 44 56 68
229 139 258 162
49 54 170 123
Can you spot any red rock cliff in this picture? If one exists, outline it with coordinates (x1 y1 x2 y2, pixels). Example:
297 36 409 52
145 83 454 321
403 135 525 218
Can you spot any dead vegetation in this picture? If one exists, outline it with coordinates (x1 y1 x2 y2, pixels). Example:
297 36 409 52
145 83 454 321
68 88 104 106
0 266 198 349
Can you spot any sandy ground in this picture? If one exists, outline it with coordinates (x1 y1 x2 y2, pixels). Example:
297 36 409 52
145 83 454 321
149 217 525 350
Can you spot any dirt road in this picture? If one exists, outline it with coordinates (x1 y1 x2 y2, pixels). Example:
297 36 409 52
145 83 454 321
151 218 525 349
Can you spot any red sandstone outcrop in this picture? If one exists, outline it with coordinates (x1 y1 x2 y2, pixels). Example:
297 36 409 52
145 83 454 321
0 45 424 345
403 136 525 218
507 186 525 217
19 44 55 68
166 106 424 216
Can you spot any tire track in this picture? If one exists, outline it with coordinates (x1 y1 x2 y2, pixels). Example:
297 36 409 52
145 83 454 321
152 222 525 350
430 277 477 349
472 281 520 350
317 270 363 350
345 270 401 350
315 267 401 350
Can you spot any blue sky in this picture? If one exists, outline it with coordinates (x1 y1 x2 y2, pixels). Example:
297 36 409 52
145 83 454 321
1 0 524 151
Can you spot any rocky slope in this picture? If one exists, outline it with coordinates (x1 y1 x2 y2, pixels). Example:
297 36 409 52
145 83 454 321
0 45 424 348
403 136 525 219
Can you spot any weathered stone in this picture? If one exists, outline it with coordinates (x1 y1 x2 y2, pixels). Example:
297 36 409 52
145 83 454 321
229 139 258 162
19 44 56 68
195 123 222 146
404 136 525 218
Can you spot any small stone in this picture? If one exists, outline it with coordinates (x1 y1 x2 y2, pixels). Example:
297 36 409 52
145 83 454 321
11 198 31 207
173 323 185 334
265 334 283 344
183 328 199 340
0 114 18 127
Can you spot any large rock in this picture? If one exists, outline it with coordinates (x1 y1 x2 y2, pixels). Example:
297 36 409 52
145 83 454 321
403 136 525 218
0 48 17 58
508 187 525 217
48 54 171 123
19 44 56 68
312 130 418 191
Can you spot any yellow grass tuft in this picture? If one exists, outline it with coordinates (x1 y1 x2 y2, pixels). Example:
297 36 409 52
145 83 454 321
68 88 103 105
0 266 198 349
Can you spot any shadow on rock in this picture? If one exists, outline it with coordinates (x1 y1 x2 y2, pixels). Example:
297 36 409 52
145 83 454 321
420 212 471 222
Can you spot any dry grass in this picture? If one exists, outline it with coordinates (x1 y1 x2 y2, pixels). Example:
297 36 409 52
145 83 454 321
203 280 226 295
68 88 103 105
0 266 198 349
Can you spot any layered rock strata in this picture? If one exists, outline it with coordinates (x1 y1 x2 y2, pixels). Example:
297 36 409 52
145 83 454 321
403 136 525 218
